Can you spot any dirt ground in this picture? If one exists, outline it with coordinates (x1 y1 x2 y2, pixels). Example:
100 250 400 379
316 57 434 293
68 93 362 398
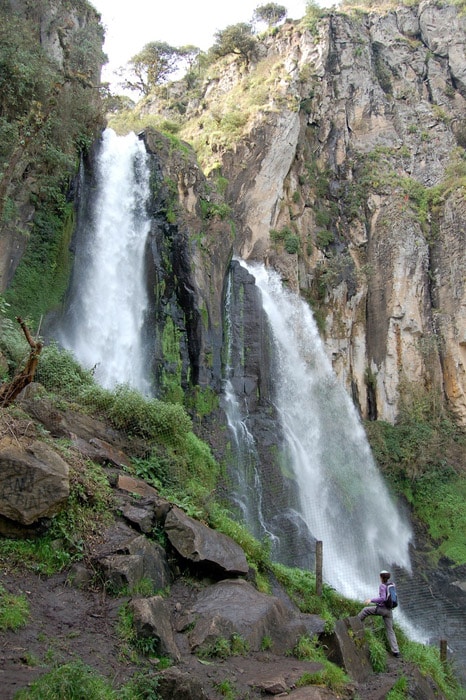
0 568 419 700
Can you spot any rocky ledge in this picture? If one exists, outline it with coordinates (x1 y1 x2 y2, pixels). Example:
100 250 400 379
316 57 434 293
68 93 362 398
0 387 451 698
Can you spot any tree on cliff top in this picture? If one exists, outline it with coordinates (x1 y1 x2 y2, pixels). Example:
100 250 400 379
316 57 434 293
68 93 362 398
118 41 194 96
211 23 257 63
253 3 287 27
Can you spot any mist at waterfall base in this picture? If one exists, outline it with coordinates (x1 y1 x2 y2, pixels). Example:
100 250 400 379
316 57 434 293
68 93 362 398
55 129 153 395
226 261 413 604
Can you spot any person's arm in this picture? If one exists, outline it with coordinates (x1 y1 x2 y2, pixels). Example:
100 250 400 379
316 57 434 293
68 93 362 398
365 583 387 605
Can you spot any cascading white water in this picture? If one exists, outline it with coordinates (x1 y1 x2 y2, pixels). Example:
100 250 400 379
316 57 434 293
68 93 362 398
241 261 413 601
57 129 152 394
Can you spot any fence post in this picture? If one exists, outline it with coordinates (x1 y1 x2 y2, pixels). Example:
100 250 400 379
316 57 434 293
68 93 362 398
316 540 323 597
440 639 447 665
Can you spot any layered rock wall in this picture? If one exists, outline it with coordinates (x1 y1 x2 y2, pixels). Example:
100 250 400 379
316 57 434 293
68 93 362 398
162 0 466 426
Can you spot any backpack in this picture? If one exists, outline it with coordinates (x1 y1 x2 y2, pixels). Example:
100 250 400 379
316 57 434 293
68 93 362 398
385 582 398 609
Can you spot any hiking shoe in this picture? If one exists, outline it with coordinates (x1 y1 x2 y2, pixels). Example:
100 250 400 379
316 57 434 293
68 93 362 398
393 652 400 658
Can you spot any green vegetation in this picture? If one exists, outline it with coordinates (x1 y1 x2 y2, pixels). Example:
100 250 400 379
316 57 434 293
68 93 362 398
366 383 466 566
303 0 327 35
270 225 301 254
13 659 163 699
0 2 104 325
119 41 198 96
292 635 349 691
253 3 287 27
211 23 257 63
14 660 116 700
0 584 30 631
197 633 250 660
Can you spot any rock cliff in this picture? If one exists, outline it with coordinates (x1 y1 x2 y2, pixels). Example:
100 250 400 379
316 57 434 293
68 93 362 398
140 0 466 427
0 0 105 294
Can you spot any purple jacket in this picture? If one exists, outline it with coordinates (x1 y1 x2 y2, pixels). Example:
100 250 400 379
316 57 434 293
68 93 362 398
371 583 388 606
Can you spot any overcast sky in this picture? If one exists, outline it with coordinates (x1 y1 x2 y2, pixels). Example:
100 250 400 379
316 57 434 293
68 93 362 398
89 0 315 86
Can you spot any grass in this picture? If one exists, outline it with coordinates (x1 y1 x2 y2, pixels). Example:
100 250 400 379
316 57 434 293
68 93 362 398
292 635 350 692
12 659 163 699
0 584 30 631
395 629 466 700
13 660 115 700
197 634 249 660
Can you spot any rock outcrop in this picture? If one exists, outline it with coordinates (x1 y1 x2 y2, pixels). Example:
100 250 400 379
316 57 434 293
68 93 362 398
0 397 456 699
139 1 466 427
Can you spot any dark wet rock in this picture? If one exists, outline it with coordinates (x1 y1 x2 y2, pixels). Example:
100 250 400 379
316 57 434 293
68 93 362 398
322 616 372 683
129 596 181 661
164 506 249 576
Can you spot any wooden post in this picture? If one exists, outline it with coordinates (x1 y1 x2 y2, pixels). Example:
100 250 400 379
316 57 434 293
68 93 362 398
440 639 447 665
316 540 323 597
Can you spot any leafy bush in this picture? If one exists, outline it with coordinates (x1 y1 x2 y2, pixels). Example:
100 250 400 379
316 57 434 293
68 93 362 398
36 343 96 396
106 385 192 444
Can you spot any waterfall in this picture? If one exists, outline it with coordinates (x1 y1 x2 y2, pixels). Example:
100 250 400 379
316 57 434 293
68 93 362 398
56 129 153 394
239 261 413 601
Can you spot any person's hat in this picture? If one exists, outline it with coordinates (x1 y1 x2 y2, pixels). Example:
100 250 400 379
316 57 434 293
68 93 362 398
380 570 390 575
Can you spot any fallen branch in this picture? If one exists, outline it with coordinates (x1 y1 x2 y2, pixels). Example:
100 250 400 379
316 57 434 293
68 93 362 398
0 317 43 408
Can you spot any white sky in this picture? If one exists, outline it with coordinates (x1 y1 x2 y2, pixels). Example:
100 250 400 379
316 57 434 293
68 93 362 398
89 0 313 86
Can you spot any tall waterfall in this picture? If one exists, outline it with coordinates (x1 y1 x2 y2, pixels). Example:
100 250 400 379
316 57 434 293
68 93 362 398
237 261 413 601
56 129 153 394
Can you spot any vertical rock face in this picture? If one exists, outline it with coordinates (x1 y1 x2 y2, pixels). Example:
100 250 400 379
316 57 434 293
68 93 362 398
145 1 466 426
0 0 105 293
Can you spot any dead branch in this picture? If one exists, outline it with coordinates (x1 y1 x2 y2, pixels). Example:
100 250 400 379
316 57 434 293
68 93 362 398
0 317 43 408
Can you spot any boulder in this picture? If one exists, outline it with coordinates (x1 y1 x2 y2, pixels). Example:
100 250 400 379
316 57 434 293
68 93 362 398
128 596 180 661
116 476 172 524
156 667 208 700
321 616 372 683
98 554 144 591
93 527 171 592
189 578 325 654
122 503 154 533
0 441 69 525
164 506 248 576
70 434 132 469
125 535 171 590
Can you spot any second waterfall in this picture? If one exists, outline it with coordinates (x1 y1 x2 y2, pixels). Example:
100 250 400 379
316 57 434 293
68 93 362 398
224 260 413 602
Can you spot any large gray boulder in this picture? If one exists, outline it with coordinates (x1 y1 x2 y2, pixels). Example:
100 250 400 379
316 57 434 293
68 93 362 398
188 578 325 654
0 441 69 525
164 506 249 576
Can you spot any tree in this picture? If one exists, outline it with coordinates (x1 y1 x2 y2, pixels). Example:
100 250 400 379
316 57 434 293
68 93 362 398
0 317 43 407
119 41 183 96
253 3 287 27
211 23 257 62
